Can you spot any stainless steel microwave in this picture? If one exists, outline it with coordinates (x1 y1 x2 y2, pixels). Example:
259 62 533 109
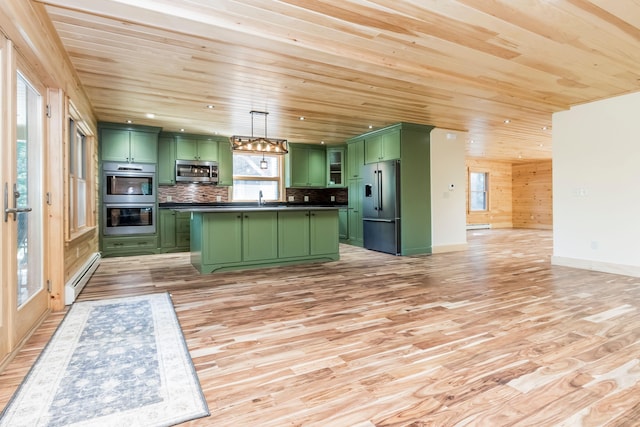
175 159 218 184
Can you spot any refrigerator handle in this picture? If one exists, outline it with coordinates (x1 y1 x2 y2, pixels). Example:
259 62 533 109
378 169 382 211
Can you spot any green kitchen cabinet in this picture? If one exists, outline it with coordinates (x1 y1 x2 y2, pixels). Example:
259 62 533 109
159 209 177 248
176 136 218 161
101 235 158 257
100 123 160 164
199 210 277 265
278 210 338 257
176 212 191 248
201 211 243 264
241 211 278 261
338 208 348 240
217 140 233 186
310 210 339 255
347 138 364 178
286 143 326 188
278 210 310 258
159 209 190 251
347 177 363 246
327 146 346 187
190 208 339 273
346 122 434 255
364 128 400 164
157 134 176 185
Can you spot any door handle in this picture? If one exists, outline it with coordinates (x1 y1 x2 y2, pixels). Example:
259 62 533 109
4 182 32 222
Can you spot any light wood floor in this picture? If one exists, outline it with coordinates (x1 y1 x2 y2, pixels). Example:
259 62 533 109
3 229 640 426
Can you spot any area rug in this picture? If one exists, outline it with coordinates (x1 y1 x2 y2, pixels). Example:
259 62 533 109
0 292 209 427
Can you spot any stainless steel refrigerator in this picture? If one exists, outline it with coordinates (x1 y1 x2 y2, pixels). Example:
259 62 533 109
362 159 401 255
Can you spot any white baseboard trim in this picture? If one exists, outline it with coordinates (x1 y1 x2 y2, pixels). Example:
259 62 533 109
551 255 640 278
466 224 491 230
431 243 469 253
65 252 101 305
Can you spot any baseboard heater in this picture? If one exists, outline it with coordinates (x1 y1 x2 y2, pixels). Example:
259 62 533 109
65 252 101 305
466 224 491 230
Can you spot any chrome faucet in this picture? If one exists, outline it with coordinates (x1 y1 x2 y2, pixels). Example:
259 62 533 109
258 190 263 206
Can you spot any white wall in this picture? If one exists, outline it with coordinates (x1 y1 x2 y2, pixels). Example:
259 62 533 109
553 90 640 277
430 128 468 253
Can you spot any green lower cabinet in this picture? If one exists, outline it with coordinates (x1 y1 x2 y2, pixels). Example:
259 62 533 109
278 211 310 258
159 209 191 252
203 212 243 264
191 209 339 273
310 210 339 255
338 208 348 240
101 235 158 257
159 210 177 248
241 211 278 261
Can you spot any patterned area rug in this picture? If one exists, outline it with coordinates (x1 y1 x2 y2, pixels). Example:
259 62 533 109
0 293 209 427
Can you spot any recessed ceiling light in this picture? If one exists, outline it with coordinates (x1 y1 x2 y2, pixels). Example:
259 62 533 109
470 139 475 144
368 125 373 129
542 126 548 130
126 120 132 124
504 119 511 124
321 141 325 144
299 116 305 120
206 105 214 109
180 128 185 132
145 113 155 119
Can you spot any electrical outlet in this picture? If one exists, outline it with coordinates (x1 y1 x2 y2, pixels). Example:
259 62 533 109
304 195 309 202
330 195 335 202
166 195 172 202
288 196 294 202
216 195 222 202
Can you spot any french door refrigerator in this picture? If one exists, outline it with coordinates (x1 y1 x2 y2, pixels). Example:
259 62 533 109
362 159 401 255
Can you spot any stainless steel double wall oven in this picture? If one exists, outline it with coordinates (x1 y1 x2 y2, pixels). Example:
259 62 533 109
102 162 156 235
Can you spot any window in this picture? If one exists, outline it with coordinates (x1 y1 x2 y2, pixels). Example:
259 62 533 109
469 171 489 211
232 153 283 201
68 115 95 236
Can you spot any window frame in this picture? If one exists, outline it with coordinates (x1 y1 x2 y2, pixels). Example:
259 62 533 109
232 152 285 202
66 104 96 240
468 170 489 212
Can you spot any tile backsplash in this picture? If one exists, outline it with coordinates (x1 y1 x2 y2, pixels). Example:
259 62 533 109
158 184 347 204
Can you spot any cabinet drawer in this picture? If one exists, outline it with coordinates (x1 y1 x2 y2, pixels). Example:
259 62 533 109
103 236 158 250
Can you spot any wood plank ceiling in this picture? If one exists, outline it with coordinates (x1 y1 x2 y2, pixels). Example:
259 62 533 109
35 0 640 161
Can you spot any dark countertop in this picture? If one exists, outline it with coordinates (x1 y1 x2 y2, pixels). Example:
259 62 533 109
159 201 347 213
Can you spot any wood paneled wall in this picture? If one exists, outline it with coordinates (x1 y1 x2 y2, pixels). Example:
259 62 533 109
466 159 513 228
465 159 553 230
512 160 553 229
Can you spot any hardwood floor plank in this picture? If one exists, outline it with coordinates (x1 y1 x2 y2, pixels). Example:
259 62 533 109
2 229 640 426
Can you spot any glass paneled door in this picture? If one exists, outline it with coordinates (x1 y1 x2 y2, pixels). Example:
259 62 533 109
2 65 49 355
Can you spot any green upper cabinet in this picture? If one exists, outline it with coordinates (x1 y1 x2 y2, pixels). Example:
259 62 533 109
364 128 400 164
99 122 160 164
157 134 176 185
347 138 364 178
217 140 233 186
326 146 346 188
286 143 326 188
176 136 218 161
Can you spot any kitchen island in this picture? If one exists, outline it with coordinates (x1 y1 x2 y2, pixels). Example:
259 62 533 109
175 205 340 273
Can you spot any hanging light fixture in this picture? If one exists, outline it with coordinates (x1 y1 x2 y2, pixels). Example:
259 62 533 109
260 153 268 169
231 110 288 154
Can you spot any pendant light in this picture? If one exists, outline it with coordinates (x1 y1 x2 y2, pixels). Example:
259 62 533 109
230 110 288 154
